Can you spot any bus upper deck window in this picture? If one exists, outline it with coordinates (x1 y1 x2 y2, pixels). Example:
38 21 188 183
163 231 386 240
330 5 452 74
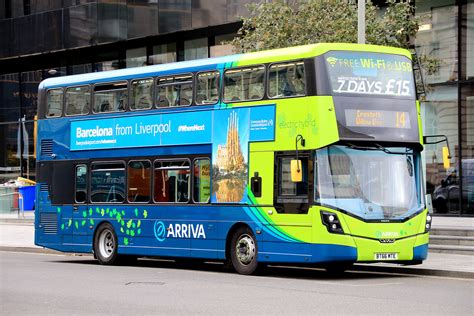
46 88 63 118
93 81 128 113
223 66 265 102
196 71 220 105
66 86 90 116
268 61 305 98
157 74 193 108
131 78 153 110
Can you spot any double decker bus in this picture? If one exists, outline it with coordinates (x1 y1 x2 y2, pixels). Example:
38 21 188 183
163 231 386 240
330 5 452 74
35 43 432 274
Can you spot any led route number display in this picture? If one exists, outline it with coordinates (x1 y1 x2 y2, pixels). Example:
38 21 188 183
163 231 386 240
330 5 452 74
345 109 411 129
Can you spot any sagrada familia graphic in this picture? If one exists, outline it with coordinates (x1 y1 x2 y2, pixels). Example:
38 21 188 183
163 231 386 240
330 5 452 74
216 110 246 173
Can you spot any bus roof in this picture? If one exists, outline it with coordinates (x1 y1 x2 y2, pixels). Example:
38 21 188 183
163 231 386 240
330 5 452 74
39 43 411 89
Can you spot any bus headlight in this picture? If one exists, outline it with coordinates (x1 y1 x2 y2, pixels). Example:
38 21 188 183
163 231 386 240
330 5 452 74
425 213 433 233
321 211 344 234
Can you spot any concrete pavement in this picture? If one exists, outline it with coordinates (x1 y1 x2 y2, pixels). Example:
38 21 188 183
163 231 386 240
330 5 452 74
0 213 473 278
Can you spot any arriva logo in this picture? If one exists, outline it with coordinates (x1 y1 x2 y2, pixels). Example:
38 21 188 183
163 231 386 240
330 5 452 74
154 221 167 242
154 220 206 242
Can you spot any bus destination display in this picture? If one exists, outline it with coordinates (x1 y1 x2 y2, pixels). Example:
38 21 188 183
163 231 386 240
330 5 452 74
325 51 415 98
345 109 411 129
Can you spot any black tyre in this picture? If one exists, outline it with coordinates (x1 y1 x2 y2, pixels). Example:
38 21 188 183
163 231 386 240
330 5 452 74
94 223 119 265
230 227 258 275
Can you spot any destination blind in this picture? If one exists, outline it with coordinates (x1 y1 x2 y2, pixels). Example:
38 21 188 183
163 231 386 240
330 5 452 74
324 51 416 98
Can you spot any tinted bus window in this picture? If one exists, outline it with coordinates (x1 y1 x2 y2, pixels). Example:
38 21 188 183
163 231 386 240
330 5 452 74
90 162 126 203
157 74 193 107
93 82 128 113
75 165 87 203
196 71 219 105
154 159 190 203
223 66 265 102
268 61 305 98
66 86 91 116
193 158 211 203
131 78 153 110
127 160 151 203
46 89 63 118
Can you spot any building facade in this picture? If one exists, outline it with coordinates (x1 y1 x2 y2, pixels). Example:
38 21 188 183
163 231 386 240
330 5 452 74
0 0 472 216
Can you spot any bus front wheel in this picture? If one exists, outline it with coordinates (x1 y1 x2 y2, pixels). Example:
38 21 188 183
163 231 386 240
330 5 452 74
94 223 119 265
230 227 258 275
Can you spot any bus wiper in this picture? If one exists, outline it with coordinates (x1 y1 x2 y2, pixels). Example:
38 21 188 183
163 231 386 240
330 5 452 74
346 143 412 155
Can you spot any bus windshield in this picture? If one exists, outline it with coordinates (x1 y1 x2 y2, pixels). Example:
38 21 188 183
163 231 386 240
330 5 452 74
315 145 423 220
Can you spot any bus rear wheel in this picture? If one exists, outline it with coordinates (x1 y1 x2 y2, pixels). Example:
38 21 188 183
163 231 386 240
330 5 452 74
230 227 258 275
94 223 119 265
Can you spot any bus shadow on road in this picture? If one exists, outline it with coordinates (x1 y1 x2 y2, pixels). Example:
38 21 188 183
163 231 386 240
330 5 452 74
54 255 413 281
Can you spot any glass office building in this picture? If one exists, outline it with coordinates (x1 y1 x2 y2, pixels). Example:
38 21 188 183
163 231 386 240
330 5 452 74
0 0 472 216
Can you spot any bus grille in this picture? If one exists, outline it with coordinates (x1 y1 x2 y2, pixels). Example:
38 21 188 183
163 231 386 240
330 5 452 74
40 213 57 234
40 139 53 156
40 183 49 192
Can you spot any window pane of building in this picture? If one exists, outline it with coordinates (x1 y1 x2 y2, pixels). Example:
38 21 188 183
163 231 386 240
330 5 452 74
97 0 127 43
126 47 147 68
415 1 458 84
127 0 158 39
21 70 42 121
191 0 226 29
422 85 459 214
461 83 474 214
184 38 208 61
158 0 191 34
64 3 98 48
466 1 474 79
210 34 235 57
150 43 176 65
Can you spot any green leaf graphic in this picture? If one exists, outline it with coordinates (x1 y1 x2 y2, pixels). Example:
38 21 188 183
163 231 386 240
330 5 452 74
75 221 79 229
124 238 129 246
134 208 138 217
57 207 61 213
143 210 148 219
